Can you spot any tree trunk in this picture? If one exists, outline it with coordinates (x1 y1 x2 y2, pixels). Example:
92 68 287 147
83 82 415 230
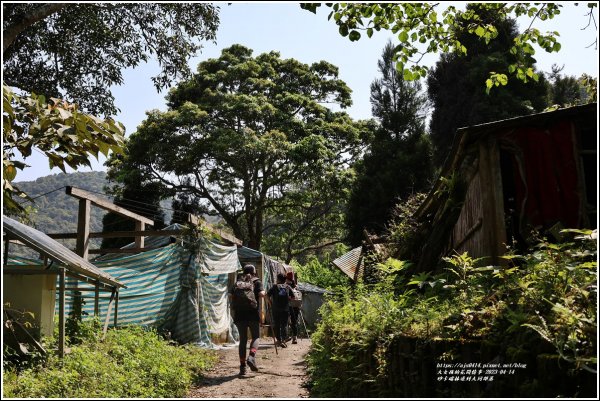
3 3 68 54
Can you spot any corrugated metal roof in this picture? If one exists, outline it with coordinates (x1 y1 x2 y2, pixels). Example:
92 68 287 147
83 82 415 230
3 216 124 288
332 246 363 281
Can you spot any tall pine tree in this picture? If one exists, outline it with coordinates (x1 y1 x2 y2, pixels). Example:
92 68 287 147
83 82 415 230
346 41 434 246
427 4 549 167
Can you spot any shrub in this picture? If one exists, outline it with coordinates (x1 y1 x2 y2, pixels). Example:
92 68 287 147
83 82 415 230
307 230 597 397
3 323 218 398
292 246 351 290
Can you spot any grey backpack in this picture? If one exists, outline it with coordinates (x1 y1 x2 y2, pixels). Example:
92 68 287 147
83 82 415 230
231 278 258 311
290 287 303 308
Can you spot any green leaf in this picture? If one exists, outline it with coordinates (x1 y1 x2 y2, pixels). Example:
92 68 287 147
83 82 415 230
475 25 485 37
395 61 405 73
349 30 361 41
398 30 408 42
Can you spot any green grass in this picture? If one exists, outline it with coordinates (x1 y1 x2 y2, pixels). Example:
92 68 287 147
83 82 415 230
3 324 218 398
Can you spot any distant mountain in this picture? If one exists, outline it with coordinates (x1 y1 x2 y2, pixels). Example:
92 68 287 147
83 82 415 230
14 171 109 234
10 171 111 254
8 171 173 254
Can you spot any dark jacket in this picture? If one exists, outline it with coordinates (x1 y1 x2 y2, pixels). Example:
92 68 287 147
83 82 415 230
267 283 294 311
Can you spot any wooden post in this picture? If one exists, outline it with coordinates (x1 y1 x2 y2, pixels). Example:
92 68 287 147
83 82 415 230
102 289 117 339
58 267 66 358
76 198 91 260
135 221 145 249
354 247 364 284
94 281 100 317
3 238 9 266
114 289 119 327
479 139 508 265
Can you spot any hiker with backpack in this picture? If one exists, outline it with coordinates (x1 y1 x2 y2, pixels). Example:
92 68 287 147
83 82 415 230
286 271 302 344
229 264 265 376
267 272 295 348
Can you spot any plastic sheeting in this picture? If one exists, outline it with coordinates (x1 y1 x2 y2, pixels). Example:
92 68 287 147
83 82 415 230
54 233 241 348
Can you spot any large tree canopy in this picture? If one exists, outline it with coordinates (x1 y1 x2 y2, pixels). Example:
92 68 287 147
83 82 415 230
107 45 367 250
3 3 220 116
301 3 597 89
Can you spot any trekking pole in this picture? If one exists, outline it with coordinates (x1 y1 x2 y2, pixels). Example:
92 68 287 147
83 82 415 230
266 301 278 355
293 308 302 343
298 308 310 339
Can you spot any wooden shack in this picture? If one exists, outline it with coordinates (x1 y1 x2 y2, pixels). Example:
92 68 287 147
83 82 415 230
414 103 597 271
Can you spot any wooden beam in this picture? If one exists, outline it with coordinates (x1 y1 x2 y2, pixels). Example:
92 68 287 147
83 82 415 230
76 198 91 260
6 239 27 246
478 139 508 265
47 230 182 239
64 287 113 292
454 217 483 252
88 245 173 255
66 186 153 225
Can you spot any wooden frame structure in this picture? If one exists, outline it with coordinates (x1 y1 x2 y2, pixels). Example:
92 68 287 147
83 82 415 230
44 187 242 256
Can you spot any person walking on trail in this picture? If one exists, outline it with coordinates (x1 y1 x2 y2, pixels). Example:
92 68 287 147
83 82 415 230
286 271 302 344
229 264 265 376
267 272 294 348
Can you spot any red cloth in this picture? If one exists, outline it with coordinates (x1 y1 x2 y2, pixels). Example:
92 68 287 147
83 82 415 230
503 119 580 230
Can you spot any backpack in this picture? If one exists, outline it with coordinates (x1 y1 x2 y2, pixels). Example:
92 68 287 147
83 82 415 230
274 284 290 308
231 278 258 311
290 287 303 308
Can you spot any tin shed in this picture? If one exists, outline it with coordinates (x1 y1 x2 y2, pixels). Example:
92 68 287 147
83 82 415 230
413 103 597 271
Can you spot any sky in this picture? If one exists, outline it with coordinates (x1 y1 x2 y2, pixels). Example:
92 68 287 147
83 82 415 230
12 1 600 183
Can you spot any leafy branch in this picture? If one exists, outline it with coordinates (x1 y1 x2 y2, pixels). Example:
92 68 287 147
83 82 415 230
3 83 125 213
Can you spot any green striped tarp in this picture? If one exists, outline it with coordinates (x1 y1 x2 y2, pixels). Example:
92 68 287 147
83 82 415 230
54 236 241 348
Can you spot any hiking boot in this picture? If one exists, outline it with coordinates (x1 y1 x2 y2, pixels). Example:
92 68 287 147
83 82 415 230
292 336 297 344
246 355 258 372
239 364 247 376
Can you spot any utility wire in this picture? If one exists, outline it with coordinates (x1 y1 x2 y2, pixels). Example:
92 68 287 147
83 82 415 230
16 186 66 203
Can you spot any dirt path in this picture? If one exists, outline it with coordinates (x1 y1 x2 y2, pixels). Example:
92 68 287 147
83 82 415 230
188 338 311 398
